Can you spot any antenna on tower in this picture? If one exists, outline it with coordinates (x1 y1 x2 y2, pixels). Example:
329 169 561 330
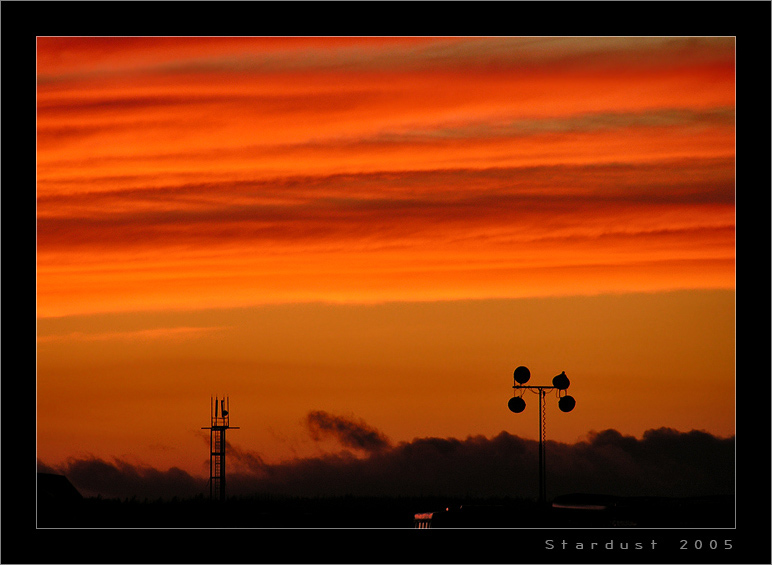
201 396 239 502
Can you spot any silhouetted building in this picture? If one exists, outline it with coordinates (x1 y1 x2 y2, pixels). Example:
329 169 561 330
550 493 735 527
37 473 83 503
37 473 84 527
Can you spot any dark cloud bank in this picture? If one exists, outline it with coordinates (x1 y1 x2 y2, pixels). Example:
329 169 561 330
39 411 734 501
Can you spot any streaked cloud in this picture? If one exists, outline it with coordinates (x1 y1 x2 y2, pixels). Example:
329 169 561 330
306 410 392 453
36 325 228 344
37 37 734 81
35 38 736 478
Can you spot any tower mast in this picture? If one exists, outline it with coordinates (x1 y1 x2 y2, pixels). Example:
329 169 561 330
201 396 239 501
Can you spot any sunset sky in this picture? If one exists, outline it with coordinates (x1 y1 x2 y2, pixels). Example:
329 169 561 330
36 37 735 498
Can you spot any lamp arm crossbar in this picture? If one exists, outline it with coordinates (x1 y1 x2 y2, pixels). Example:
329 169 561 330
512 385 558 390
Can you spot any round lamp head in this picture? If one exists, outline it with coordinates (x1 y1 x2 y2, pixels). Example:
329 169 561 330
513 366 531 385
552 371 570 390
508 396 526 413
558 395 576 412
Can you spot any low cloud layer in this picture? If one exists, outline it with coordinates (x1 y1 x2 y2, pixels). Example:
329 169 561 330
39 413 734 501
37 457 204 500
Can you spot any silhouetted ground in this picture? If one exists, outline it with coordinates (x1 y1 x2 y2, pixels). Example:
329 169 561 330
37 492 734 528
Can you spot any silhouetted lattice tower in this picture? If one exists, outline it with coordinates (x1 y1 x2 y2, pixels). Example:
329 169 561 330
201 396 239 501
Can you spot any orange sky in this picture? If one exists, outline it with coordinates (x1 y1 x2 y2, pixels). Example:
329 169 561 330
36 37 735 479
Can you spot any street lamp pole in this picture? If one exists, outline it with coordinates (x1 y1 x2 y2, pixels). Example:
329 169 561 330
508 366 575 506
538 387 545 504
